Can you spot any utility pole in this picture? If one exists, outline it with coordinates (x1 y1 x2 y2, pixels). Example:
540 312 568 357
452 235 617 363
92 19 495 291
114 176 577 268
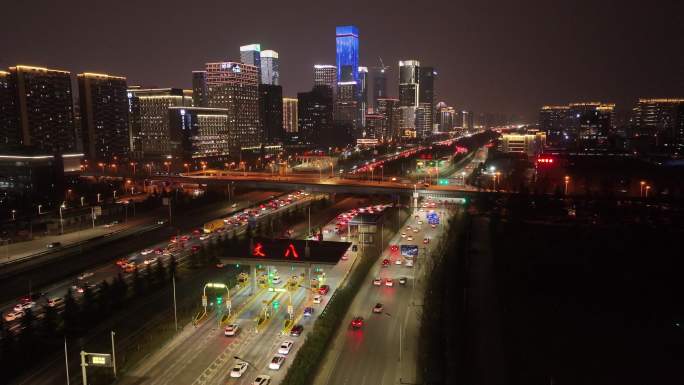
64 338 70 385
80 351 88 385
173 274 178 331
111 331 117 378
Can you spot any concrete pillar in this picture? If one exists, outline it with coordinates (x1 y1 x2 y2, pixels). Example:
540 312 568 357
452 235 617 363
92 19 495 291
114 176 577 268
250 263 256 295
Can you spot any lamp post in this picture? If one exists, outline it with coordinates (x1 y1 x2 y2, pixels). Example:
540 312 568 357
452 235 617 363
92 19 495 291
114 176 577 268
645 185 651 198
59 203 66 234
38 205 43 215
97 193 101 203
564 175 570 195
380 165 384 181
184 163 190 174
639 180 646 197
11 209 16 221
130 162 137 176
80 196 85 207
146 163 152 177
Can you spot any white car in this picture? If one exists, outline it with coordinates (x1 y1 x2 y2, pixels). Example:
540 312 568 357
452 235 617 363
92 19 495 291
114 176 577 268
143 257 158 265
13 301 35 312
268 355 285 370
405 260 414 267
141 249 154 255
400 233 406 238
407 236 413 241
413 228 419 233
394 259 402 265
199 234 211 241
278 340 294 355
224 324 239 336
272 276 282 284
373 278 382 286
47 297 64 308
252 375 271 385
230 361 249 378
4 310 24 322
77 272 94 280
313 294 322 304
385 278 394 287
417 220 423 225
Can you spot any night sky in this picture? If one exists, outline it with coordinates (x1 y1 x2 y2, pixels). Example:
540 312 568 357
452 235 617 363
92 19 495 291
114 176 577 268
2 0 682 121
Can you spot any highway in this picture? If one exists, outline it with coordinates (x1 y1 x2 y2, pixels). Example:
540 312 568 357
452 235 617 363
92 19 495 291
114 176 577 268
118 199 384 385
1 191 316 335
313 199 458 385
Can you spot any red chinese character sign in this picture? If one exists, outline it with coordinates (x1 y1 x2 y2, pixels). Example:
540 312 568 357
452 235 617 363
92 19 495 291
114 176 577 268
242 238 351 265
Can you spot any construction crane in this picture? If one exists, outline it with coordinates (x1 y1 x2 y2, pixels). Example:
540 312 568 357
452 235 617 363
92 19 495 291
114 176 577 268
372 56 390 73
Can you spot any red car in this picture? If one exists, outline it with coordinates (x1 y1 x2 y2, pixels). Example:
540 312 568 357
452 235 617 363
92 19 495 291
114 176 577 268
318 285 330 295
180 235 190 242
351 317 364 329
191 245 201 253
154 248 164 255
423 238 430 244
382 259 390 267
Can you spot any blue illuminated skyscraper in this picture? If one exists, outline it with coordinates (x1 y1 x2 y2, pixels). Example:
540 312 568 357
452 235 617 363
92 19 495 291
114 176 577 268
335 26 359 83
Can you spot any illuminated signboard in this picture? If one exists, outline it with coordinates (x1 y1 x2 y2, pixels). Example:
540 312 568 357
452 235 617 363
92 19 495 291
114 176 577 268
238 238 350 264
400 245 419 258
537 157 554 164
88 353 112 367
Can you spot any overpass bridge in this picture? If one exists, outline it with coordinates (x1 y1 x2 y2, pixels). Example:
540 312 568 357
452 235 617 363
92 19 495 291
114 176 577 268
147 169 481 200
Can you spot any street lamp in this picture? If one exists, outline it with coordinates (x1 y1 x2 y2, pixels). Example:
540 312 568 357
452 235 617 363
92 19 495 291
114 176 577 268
130 162 137 176
184 163 190 174
38 205 43 215
97 193 101 203
564 175 570 195
11 209 16 221
59 203 66 234
639 180 646 197
645 185 651 198
80 196 85 207
98 162 105 175
146 163 152 177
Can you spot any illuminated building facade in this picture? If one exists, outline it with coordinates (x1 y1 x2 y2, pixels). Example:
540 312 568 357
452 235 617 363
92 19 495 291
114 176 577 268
377 98 400 141
499 132 546 156
0 70 17 145
313 64 336 89
5 65 75 153
168 107 230 161
398 60 420 136
240 44 261 83
372 68 387 110
192 71 208 107
336 25 359 84
630 98 684 152
417 66 436 137
77 72 129 161
438 106 455 132
127 87 192 159
205 61 260 154
260 50 280 86
282 97 298 133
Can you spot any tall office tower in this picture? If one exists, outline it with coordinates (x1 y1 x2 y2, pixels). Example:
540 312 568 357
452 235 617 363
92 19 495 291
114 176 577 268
260 50 280 86
335 81 360 132
127 87 192 159
438 106 456 132
5 65 75 153
282 97 298 133
568 102 615 149
398 60 420 136
372 67 387 110
258 84 284 144
336 25 359 83
539 105 570 145
168 106 230 161
240 44 262 83
297 85 333 145
77 72 129 161
0 70 18 145
417 66 436 137
313 64 337 89
376 98 400 141
364 113 386 141
205 61 260 154
460 110 474 131
192 71 208 107
358 66 368 126
630 98 684 151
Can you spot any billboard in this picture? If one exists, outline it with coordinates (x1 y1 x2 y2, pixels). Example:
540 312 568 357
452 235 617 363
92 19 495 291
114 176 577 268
400 245 419 258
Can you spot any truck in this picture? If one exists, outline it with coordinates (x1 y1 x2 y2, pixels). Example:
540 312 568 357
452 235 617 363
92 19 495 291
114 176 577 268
203 218 225 234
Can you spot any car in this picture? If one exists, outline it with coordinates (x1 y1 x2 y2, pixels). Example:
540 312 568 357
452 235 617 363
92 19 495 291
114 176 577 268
399 277 408 285
417 220 423 225
191 245 200 252
141 249 154 255
230 361 249 378
47 297 64 307
395 259 402 265
385 278 394 287
4 310 25 322
405 260 414 267
124 264 136 273
313 294 322 304
431 224 437 229
400 232 406 238
77 272 94 280
351 245 358 252
47 242 62 249
104 222 116 228
252 375 271 385
268 355 286 370
143 257 158 265
115 258 128 267
180 235 190 242
406 225 412 230
304 307 314 317
199 234 211 241
216 262 225 268
373 303 384 313
423 238 430 244
224 324 239 336
413 228 419 233
373 278 382 286
154 248 164 255
192 229 202 236
13 301 35 312
382 258 390 267
341 254 349 261
278 340 294 355
318 285 330 295
272 276 282 284
290 324 304 337
407 236 414 241
157 219 167 225
351 317 364 329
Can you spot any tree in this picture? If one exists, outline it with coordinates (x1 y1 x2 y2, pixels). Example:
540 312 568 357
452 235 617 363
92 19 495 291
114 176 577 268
145 264 155 290
155 259 166 285
63 289 81 337
111 273 128 309
19 308 36 344
168 255 178 279
82 285 97 324
133 266 145 296
41 304 59 338
97 280 112 316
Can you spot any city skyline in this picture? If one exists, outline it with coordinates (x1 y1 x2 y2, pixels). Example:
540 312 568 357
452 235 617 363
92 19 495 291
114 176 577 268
2 1 682 121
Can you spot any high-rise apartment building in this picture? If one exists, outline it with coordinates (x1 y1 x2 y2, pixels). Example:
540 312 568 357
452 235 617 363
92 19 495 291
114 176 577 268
283 97 298 133
314 65 337 89
377 98 400 141
259 84 284 144
336 26 359 83
168 106 230 161
240 44 261 83
0 70 17 146
539 102 614 149
630 98 684 151
398 60 420 136
205 61 260 154
77 72 129 161
297 85 333 145
260 50 280 86
127 87 192 159
192 71 208 107
5 65 75 153
539 105 570 145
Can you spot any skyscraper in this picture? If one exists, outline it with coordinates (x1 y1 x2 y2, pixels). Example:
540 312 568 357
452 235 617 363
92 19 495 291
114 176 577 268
372 67 388 111
260 50 280 86
192 71 208 107
205 61 260 154
438 106 456 132
240 44 261 83
4 65 76 154
0 70 17 146
127 87 192 159
258 84 284 144
417 66 436 137
313 65 337 89
335 81 360 131
377 98 400 141
358 66 368 127
398 60 420 136
77 72 129 161
336 26 359 83
297 85 333 145
168 106 230 161
282 97 298 133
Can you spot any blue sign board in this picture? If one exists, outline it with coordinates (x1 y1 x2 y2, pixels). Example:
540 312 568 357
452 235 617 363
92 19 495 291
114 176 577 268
400 245 419 258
